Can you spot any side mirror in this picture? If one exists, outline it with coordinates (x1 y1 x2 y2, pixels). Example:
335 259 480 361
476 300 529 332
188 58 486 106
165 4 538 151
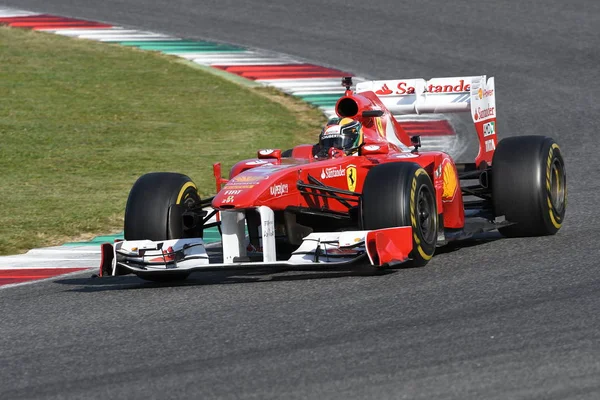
257 149 282 160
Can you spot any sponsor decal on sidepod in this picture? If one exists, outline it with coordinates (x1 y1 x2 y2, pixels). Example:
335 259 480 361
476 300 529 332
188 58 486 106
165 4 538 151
321 166 345 179
441 161 458 200
270 183 289 197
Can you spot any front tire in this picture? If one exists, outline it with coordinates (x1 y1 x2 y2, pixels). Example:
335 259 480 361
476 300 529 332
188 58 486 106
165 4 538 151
362 162 437 267
124 172 202 282
492 136 566 237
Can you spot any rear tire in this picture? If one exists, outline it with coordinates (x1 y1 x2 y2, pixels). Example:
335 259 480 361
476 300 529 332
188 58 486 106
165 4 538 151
362 162 437 267
492 136 566 237
124 172 202 282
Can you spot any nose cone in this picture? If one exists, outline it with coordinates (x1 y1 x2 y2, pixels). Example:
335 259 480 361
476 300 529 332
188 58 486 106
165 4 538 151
212 162 300 209
213 162 293 209
213 174 269 209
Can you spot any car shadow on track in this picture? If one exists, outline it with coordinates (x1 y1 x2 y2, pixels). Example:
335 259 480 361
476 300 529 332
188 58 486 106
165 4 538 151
435 231 503 256
55 232 503 292
54 264 396 292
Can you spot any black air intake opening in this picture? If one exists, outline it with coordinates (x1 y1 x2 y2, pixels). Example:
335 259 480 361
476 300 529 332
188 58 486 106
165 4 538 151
337 98 359 118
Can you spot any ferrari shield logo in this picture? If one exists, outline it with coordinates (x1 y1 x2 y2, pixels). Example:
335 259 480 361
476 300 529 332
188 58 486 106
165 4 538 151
346 165 357 191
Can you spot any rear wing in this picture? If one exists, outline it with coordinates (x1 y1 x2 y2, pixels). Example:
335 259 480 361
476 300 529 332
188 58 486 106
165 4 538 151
356 76 497 167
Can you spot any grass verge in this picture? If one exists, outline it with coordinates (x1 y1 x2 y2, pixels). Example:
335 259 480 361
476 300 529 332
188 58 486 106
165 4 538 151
0 26 326 255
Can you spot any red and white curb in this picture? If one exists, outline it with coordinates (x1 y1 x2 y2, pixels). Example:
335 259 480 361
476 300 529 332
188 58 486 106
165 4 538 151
0 246 99 288
0 6 458 286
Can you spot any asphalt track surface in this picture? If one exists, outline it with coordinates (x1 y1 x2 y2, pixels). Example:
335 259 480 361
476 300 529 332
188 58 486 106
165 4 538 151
1 1 600 399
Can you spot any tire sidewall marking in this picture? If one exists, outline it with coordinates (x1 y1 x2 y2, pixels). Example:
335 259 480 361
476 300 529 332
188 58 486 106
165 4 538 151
177 182 198 204
546 143 563 229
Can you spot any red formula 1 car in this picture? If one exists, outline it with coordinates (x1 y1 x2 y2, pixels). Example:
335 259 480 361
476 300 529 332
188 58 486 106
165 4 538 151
100 75 567 281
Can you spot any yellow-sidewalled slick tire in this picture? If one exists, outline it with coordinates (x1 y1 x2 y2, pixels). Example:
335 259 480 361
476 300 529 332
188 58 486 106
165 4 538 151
361 162 437 267
124 172 201 241
492 136 566 237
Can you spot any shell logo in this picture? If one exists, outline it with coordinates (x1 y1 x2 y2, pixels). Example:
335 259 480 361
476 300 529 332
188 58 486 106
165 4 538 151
478 88 483 99
442 161 458 200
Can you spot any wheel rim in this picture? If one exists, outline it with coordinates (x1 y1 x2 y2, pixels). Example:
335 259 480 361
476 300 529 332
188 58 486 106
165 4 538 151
550 158 566 214
417 185 436 244
181 187 201 233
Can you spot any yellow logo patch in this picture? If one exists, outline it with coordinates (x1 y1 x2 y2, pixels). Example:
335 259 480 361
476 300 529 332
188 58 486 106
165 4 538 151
346 165 357 191
442 161 458 200
375 117 385 138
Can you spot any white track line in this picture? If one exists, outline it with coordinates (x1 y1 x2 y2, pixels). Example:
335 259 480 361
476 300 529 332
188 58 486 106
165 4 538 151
176 51 260 59
84 35 178 41
0 9 40 17
50 29 164 36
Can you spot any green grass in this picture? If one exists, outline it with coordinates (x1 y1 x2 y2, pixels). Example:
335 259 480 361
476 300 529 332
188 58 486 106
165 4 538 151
0 26 326 255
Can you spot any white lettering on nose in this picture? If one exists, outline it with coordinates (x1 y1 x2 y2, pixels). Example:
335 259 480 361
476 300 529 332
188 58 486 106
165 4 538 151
269 183 289 197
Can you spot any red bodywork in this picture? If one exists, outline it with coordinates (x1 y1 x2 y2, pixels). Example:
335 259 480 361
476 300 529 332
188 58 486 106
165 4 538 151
212 88 469 231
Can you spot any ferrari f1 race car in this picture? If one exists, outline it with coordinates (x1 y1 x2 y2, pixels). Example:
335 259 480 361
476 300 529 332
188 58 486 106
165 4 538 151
99 75 567 282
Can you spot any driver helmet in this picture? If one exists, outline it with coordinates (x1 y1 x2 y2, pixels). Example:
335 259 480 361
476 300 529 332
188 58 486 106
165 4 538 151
318 117 364 155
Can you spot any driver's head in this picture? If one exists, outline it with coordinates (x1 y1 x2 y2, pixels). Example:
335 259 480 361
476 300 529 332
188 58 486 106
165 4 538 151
318 117 364 155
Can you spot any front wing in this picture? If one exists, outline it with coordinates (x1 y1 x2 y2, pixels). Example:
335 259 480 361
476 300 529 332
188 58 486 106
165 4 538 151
99 226 414 277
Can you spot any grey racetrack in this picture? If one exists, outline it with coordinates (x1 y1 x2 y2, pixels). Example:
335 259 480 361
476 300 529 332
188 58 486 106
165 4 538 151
1 1 600 398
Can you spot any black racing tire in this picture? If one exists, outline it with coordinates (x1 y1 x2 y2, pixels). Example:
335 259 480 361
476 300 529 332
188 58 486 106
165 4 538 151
492 136 566 237
124 172 202 282
362 162 437 267
124 172 201 241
